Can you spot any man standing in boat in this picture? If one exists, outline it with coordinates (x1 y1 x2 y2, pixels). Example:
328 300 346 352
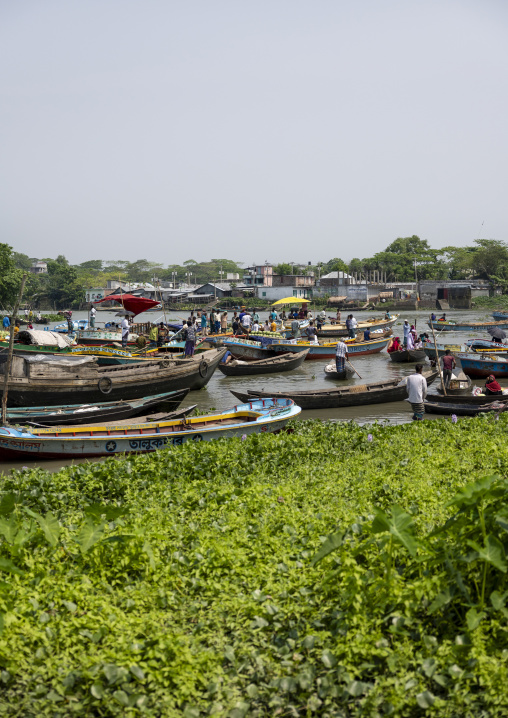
403 320 410 346
440 350 456 389
335 339 349 374
89 305 96 328
405 364 427 421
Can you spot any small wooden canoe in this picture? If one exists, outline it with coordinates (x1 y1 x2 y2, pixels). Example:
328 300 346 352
218 349 309 376
389 349 427 363
425 392 508 405
424 399 508 416
230 370 439 410
0 398 301 459
324 363 355 380
3 389 190 427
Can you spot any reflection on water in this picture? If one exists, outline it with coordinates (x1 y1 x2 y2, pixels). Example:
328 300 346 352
0 306 502 475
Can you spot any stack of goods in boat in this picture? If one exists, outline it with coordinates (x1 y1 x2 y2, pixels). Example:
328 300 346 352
0 398 301 459
0 348 227 406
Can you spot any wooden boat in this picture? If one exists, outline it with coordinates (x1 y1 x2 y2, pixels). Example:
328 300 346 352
468 340 508 353
206 336 271 361
426 391 508 405
230 370 439 410
436 372 472 395
493 311 508 321
76 328 140 346
424 399 508 416
423 340 465 359
0 348 227 407
0 398 301 459
316 315 399 337
428 319 508 332
324 363 355 380
266 337 390 360
3 390 190 427
218 350 309 376
455 353 508 378
389 348 427 363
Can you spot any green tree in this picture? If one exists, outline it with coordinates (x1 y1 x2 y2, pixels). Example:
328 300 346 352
0 243 24 307
78 260 103 271
273 263 293 276
12 252 33 271
472 239 508 280
323 258 349 274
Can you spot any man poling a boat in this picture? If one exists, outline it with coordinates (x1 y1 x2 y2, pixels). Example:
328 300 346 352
335 339 349 374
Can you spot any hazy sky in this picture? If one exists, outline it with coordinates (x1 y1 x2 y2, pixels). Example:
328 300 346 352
1 0 507 267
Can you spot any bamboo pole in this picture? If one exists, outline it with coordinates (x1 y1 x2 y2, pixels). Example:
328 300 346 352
429 313 447 396
346 358 362 379
1 274 27 425
157 280 168 325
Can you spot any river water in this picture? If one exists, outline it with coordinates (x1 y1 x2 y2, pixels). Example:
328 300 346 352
0 305 502 475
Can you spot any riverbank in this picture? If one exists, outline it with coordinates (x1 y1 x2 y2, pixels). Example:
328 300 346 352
1 416 508 716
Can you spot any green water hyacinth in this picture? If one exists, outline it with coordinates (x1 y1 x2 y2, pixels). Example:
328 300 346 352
2 416 508 715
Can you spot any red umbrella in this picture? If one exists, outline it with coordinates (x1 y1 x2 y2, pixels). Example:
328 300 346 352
94 294 160 317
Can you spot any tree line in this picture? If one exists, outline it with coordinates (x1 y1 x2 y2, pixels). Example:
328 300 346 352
2 235 507 309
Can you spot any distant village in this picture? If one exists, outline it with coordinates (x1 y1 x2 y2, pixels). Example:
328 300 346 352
76 261 494 311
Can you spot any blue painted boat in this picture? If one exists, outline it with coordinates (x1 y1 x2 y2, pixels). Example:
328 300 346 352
0 398 301 459
428 320 508 332
466 339 508 352
456 353 508 378
423 340 465 358
493 311 508 321
267 337 390 359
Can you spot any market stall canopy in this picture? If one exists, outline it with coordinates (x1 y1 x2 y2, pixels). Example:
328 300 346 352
94 294 160 317
271 297 309 306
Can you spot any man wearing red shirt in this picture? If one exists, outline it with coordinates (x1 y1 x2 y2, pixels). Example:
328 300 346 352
440 350 456 388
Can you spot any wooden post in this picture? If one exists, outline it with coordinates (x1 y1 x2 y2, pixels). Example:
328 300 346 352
1 274 27 425
429 313 447 396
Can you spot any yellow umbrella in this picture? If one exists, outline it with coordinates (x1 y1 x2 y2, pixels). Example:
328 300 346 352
271 297 309 306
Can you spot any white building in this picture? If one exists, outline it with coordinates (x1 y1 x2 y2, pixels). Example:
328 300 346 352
255 286 311 301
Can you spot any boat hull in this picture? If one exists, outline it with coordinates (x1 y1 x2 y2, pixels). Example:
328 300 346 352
230 370 439 410
5 390 190 426
316 316 398 337
0 349 227 407
0 398 300 459
455 354 508 378
424 400 508 416
428 320 508 332
389 349 427 363
218 350 309 376
267 337 390 359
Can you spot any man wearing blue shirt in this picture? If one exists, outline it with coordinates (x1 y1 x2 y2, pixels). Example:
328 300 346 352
2 316 10 329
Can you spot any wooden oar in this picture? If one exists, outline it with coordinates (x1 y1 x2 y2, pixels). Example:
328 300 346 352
347 358 362 379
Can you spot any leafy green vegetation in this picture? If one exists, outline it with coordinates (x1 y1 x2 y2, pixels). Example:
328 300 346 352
2 417 508 715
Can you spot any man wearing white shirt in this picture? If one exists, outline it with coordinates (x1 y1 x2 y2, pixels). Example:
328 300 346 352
241 312 252 335
121 317 129 349
90 306 97 328
406 364 427 420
